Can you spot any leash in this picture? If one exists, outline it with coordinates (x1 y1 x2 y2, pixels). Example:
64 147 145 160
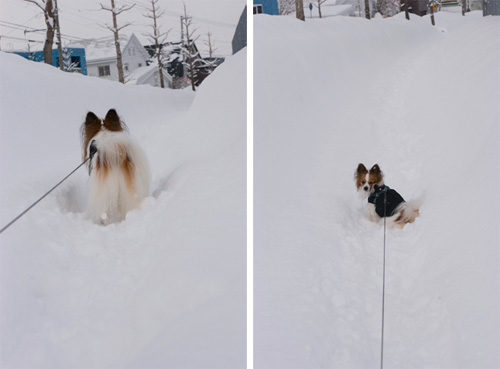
380 189 388 369
0 158 89 234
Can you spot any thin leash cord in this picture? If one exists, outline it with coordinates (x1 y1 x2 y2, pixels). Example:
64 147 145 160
380 189 387 369
0 158 89 234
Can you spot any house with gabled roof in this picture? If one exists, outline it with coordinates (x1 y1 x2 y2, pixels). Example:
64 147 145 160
69 34 150 82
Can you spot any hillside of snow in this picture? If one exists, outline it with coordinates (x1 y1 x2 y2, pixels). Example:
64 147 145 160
254 11 499 369
0 49 246 368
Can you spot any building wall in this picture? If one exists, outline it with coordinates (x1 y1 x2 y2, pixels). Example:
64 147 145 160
11 48 87 75
484 0 500 15
85 35 149 83
122 37 149 74
232 6 247 54
87 60 119 81
254 0 280 15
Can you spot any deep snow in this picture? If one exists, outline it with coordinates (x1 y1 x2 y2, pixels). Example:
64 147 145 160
0 48 246 368
254 11 499 369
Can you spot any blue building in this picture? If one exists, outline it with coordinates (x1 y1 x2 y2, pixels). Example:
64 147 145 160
253 0 279 15
12 48 87 75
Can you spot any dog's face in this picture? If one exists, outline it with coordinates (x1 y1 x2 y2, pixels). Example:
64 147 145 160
355 163 383 194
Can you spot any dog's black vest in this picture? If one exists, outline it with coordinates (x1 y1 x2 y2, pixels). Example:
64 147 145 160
368 185 405 218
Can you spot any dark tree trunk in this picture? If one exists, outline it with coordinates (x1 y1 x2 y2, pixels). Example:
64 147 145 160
42 0 55 65
295 0 305 21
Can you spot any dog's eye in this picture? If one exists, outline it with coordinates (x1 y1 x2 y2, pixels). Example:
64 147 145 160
361 180 366 184
369 181 374 185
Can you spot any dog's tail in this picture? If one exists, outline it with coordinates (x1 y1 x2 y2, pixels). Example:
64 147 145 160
395 196 424 225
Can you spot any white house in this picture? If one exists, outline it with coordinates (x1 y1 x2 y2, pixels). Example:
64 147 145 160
70 34 150 82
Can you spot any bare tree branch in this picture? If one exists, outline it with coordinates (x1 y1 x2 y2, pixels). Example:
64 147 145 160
23 0 45 12
23 0 55 64
99 0 135 83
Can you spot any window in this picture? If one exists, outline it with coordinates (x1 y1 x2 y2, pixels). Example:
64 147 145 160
253 4 263 14
71 56 81 68
98 65 111 77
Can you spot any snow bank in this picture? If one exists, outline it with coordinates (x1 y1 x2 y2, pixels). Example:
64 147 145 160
0 49 246 368
254 12 499 369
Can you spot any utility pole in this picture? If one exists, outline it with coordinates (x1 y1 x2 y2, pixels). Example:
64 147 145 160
365 0 371 18
54 0 64 71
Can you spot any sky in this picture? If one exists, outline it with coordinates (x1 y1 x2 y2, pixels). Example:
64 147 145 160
0 0 246 57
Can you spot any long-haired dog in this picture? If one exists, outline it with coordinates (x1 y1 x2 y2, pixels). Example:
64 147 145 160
355 163 421 228
81 109 151 225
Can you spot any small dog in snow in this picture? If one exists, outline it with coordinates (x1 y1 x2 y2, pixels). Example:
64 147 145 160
81 109 151 225
355 163 420 228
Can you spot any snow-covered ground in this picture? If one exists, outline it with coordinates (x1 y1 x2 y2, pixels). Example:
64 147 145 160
254 11 499 369
0 48 246 368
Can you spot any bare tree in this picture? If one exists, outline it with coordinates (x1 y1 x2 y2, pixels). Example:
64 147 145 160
62 46 79 72
278 0 295 15
377 0 400 17
26 42 37 61
204 31 217 74
181 3 201 91
144 0 170 88
295 0 305 20
23 0 55 64
313 0 328 18
100 0 134 83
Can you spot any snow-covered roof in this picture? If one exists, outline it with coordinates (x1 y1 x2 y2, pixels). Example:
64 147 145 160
68 35 126 62
68 33 148 63
125 64 172 86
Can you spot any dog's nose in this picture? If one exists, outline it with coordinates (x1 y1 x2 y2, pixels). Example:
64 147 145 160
364 186 369 191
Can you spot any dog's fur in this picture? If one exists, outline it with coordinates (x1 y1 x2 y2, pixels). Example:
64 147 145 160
355 163 420 228
81 109 151 225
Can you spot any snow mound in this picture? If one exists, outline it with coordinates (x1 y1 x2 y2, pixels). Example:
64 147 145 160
0 50 246 368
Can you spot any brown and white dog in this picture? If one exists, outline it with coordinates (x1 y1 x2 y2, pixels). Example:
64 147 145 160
81 109 151 225
355 163 420 228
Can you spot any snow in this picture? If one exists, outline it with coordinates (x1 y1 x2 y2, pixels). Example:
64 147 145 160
254 11 499 369
72 36 128 62
0 47 246 368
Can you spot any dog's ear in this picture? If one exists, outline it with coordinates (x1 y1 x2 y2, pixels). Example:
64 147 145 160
81 112 102 161
356 163 367 174
103 109 123 131
85 112 100 126
370 164 381 174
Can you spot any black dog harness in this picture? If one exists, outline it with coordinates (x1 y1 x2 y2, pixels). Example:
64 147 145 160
368 185 406 218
